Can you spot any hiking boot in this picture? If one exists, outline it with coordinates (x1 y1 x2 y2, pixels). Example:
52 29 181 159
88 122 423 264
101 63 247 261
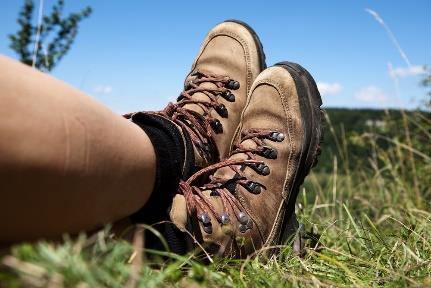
169 62 323 258
126 20 266 175
122 21 266 251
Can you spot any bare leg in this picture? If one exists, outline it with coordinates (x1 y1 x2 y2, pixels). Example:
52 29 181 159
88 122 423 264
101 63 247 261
0 55 156 243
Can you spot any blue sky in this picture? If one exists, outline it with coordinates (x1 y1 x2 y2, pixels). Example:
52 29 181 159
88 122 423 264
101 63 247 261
1 1 430 112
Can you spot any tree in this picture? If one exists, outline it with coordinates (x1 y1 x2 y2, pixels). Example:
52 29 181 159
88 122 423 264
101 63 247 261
9 0 92 72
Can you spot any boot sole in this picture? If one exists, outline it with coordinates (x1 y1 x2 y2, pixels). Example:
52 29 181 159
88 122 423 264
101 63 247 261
224 19 267 70
274 61 324 245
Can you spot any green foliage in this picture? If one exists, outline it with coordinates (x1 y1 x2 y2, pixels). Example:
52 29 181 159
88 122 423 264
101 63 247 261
422 72 431 107
316 108 431 175
423 75 431 91
9 0 92 72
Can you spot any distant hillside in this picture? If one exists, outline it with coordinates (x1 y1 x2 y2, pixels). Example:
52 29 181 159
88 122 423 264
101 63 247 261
315 108 429 173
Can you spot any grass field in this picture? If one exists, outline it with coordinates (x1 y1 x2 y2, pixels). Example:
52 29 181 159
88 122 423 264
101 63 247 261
1 110 430 287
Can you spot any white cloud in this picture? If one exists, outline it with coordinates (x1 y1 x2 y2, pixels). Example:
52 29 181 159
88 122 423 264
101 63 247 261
355 86 388 103
317 82 343 96
388 64 428 78
93 85 113 94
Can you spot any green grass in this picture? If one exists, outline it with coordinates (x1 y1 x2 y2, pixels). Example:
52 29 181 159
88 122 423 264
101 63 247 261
1 111 431 287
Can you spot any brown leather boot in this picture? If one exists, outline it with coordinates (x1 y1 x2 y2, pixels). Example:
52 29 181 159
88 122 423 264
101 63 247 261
123 21 265 252
169 62 323 258
126 20 266 174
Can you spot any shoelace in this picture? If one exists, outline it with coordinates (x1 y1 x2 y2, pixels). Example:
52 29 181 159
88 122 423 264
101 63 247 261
178 128 285 234
162 70 240 164
123 71 239 164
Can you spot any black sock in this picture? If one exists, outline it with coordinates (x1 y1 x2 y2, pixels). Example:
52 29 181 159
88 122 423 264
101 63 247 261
128 112 192 253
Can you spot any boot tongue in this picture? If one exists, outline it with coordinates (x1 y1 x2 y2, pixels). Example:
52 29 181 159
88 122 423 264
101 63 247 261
181 77 219 115
211 139 258 182
179 77 220 167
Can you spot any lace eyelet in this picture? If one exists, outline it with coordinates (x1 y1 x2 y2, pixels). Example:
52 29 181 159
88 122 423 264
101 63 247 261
239 219 253 233
244 181 262 194
215 104 228 118
203 225 213 234
199 213 211 226
221 90 235 102
185 80 194 90
225 80 240 90
251 163 270 176
210 119 223 134
269 132 285 142
238 212 249 224
221 213 230 225
199 213 213 234
258 146 278 159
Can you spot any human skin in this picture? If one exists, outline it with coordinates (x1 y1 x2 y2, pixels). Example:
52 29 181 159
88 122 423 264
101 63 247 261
0 55 156 243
